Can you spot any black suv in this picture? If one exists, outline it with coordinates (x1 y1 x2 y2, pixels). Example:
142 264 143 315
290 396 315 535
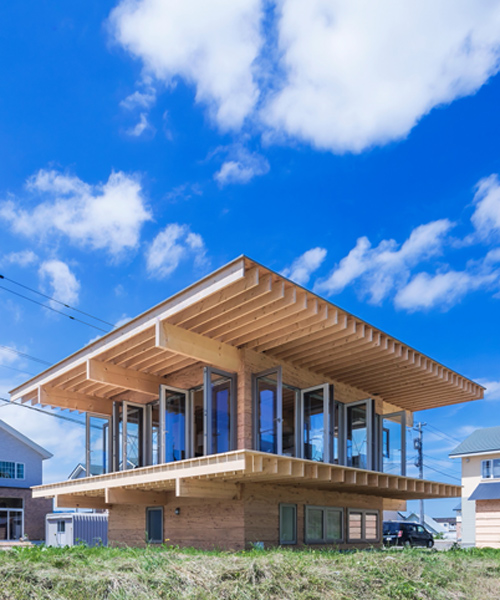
383 521 434 548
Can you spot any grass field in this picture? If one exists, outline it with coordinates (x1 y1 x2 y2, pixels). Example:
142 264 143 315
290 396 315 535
1 545 500 600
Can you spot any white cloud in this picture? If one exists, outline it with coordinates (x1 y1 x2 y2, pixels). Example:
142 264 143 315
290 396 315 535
38 260 80 306
471 174 500 242
394 269 496 312
214 148 269 185
126 112 154 137
315 219 454 303
282 247 327 285
120 78 157 111
109 0 500 153
0 169 152 259
2 250 38 267
146 223 208 279
109 0 263 130
479 380 500 401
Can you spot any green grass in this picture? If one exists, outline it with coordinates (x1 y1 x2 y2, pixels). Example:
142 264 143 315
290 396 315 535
1 545 500 600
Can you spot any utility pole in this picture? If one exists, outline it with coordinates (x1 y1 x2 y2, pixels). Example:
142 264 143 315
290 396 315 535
414 422 427 526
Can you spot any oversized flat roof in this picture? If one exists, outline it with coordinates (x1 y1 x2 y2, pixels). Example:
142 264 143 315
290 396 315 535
10 256 483 412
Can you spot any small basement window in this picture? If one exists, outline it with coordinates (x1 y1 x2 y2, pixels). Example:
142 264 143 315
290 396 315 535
305 506 343 544
279 504 297 544
348 509 379 543
146 507 163 544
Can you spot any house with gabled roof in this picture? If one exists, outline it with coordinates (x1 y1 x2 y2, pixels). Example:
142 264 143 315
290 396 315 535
9 257 483 549
0 419 53 541
450 426 500 548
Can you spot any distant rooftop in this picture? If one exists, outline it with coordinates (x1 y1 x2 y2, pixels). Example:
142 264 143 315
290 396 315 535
450 426 500 457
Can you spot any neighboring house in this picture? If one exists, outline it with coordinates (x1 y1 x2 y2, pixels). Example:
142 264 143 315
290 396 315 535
10 257 483 550
0 419 53 541
434 517 457 534
454 502 462 541
450 426 500 548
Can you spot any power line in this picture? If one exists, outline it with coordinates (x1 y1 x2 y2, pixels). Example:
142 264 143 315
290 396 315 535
423 463 461 483
0 284 109 333
426 424 462 446
423 453 461 473
0 273 114 328
0 397 85 426
0 344 52 366
0 364 37 377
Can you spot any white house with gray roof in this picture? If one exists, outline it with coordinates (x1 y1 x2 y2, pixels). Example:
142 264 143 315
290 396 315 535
450 426 500 548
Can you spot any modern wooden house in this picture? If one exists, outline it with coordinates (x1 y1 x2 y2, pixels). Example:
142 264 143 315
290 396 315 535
10 257 483 549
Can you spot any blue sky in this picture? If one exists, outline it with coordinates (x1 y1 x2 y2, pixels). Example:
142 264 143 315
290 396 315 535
1 1 500 517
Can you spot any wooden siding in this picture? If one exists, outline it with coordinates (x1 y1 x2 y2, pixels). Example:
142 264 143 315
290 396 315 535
476 500 500 549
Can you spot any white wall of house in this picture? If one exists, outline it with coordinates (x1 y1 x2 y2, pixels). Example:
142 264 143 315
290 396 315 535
459 453 500 546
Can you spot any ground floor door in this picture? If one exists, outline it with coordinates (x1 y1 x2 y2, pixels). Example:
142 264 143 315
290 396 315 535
0 508 23 541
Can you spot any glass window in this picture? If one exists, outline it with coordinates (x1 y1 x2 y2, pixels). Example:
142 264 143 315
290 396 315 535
57 521 66 533
15 464 24 480
146 507 163 544
305 506 343 543
211 374 232 454
482 460 492 479
326 509 342 541
164 390 187 463
303 388 326 462
0 462 15 479
87 415 110 476
279 504 297 544
124 404 145 469
282 385 297 457
256 372 279 454
381 412 405 476
192 388 204 457
346 402 370 469
493 459 500 479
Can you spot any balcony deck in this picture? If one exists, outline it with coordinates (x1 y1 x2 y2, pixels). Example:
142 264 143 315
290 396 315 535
33 450 460 509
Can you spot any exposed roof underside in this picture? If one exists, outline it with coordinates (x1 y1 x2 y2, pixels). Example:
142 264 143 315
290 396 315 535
10 257 483 413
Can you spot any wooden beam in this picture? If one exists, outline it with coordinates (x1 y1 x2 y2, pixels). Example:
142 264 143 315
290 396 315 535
175 478 241 500
383 498 407 512
39 386 113 415
156 321 241 372
87 359 164 397
55 494 108 510
105 488 170 505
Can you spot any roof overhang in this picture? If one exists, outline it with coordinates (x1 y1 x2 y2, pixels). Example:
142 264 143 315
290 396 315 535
10 256 483 414
32 450 461 508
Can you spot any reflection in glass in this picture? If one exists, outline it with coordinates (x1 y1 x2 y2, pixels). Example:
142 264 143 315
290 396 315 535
211 374 232 454
165 391 186 462
9 513 22 540
282 385 297 457
150 402 160 465
306 507 323 541
193 389 204 457
346 404 368 469
303 388 325 462
0 511 7 541
257 374 278 454
88 415 110 476
382 413 403 475
125 405 144 469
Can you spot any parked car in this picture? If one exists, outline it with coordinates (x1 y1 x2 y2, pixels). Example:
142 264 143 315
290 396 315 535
383 521 434 548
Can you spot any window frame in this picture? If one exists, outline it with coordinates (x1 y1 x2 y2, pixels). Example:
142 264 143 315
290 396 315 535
15 463 25 480
481 459 500 480
146 506 164 544
347 508 380 543
0 461 25 480
279 503 297 545
304 505 344 544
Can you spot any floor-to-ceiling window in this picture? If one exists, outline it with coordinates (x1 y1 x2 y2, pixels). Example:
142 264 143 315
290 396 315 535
345 400 373 470
162 387 188 463
205 368 237 455
380 411 406 476
86 414 111 476
0 498 23 541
